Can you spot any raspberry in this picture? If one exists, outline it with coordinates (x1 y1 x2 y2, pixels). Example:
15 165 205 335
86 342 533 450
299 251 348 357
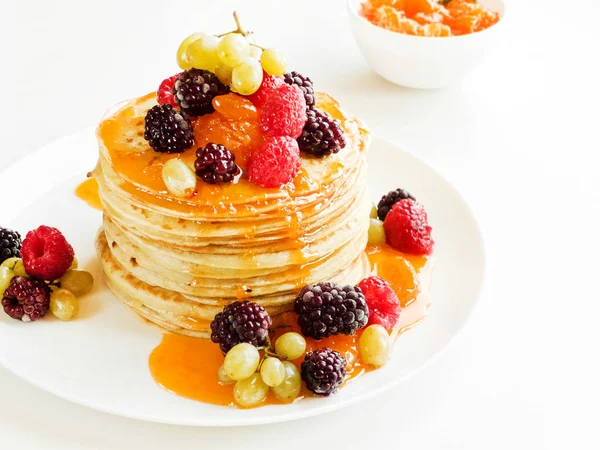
2 276 50 322
0 227 21 264
246 73 284 108
301 348 346 396
259 84 307 138
173 68 229 116
294 282 369 340
194 143 240 184
210 301 273 354
156 73 181 107
377 188 416 221
21 225 74 281
383 199 434 255
357 276 401 330
247 136 301 188
297 108 347 158
144 104 194 153
283 71 315 109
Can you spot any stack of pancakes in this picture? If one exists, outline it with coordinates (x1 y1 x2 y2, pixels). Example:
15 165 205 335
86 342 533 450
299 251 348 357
94 92 371 338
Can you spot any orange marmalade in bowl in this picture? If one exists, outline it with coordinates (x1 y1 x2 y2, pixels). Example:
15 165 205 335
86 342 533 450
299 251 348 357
360 0 500 37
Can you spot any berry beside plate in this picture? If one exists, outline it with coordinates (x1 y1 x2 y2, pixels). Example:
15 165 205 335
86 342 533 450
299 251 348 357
0 225 94 323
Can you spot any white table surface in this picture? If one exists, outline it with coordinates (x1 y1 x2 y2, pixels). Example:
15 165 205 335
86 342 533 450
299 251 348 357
1 0 599 448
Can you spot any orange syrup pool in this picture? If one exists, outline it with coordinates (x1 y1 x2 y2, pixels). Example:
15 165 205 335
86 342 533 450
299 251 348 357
96 93 282 214
148 314 367 407
149 245 431 408
75 177 103 210
94 92 346 217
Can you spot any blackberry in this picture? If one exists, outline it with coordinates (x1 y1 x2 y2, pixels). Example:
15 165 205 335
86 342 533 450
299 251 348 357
144 104 194 153
195 143 240 184
283 71 315 109
1 276 50 322
301 348 347 396
0 227 21 264
173 68 229 117
297 108 346 158
377 188 416 221
294 282 369 340
210 301 272 354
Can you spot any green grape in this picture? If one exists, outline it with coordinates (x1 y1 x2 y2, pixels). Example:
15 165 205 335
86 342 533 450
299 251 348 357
260 48 286 76
1 257 17 270
260 357 286 387
217 365 235 384
233 373 269 407
368 218 386 245
272 361 301 402
370 204 378 219
359 324 392 367
0 267 15 297
275 332 306 360
231 59 263 95
224 343 260 381
59 270 94 297
13 260 27 277
69 256 79 271
249 45 262 60
176 32 204 70
217 33 250 67
1 257 27 277
1 257 18 269
215 64 233 85
162 158 197 198
50 288 79 321
186 34 221 72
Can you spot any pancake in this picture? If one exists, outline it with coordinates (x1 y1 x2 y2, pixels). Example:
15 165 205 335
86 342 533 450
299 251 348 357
97 231 370 337
94 91 371 335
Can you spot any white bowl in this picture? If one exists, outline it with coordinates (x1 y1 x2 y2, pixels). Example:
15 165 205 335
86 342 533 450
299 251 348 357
347 0 505 89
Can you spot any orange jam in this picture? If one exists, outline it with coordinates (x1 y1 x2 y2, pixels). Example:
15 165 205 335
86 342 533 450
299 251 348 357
95 93 330 216
149 244 430 408
148 312 365 407
367 244 425 307
360 0 500 37
75 177 103 210
192 94 265 171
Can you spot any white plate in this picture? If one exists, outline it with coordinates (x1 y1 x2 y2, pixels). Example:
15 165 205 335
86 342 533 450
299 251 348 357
0 130 485 426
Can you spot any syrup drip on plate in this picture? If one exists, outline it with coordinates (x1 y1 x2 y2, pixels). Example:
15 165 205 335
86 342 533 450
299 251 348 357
148 245 432 408
75 178 103 210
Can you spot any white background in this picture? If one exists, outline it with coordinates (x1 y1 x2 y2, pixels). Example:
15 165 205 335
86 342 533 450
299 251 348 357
1 0 599 448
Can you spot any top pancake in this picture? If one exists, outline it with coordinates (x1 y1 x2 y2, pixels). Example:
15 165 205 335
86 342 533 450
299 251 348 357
95 92 370 222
